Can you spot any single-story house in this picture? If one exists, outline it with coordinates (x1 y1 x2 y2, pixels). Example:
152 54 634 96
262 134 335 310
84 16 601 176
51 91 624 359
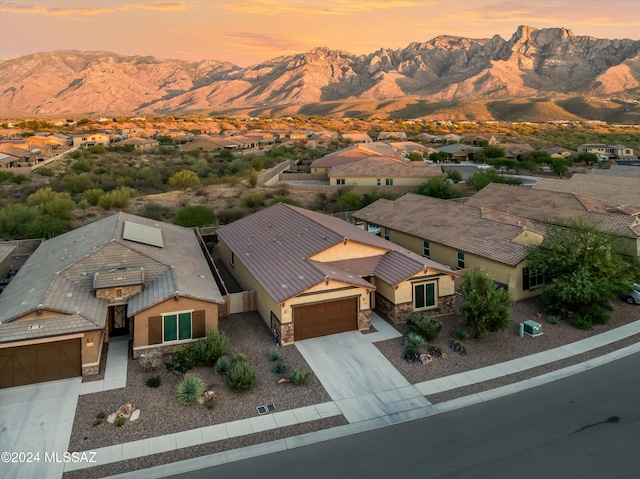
342 133 373 144
328 156 442 186
353 193 545 301
435 144 481 162
533 175 640 209
465 183 640 258
0 213 224 388
310 143 401 174
217 203 457 345
116 138 160 150
500 144 535 160
378 132 408 141
463 134 499 146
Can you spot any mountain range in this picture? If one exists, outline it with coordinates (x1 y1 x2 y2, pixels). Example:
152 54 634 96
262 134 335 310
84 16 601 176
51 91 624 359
1 25 640 121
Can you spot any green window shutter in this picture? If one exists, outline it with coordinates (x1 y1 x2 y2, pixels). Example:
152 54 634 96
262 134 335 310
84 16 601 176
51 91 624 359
426 283 435 307
178 312 192 340
415 284 425 309
522 267 530 291
163 314 177 342
148 316 162 345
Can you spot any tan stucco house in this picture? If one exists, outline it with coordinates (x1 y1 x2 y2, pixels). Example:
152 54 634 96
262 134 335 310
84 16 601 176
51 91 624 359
353 193 546 301
328 156 442 187
217 203 457 346
0 213 224 388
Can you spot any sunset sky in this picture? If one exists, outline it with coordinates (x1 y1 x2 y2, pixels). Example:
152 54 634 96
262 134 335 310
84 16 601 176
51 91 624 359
1 0 639 66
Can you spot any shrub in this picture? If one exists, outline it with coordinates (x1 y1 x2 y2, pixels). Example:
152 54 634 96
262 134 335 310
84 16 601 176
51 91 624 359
272 361 286 374
406 312 442 342
215 356 231 375
93 419 103 427
114 417 125 427
242 191 262 208
427 346 442 357
139 349 163 372
191 330 229 368
145 376 161 388
404 332 426 362
165 346 196 374
96 412 106 420
450 340 467 356
269 349 281 361
290 368 310 386
547 315 561 324
176 373 206 405
227 357 257 392
453 328 470 341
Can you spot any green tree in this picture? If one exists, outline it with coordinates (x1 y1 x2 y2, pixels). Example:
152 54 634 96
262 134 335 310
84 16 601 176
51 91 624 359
407 152 423 161
0 204 40 238
174 205 215 227
98 188 131 210
335 190 363 212
247 169 258 188
467 169 522 191
527 221 637 330
458 269 513 339
416 177 461 199
474 145 506 162
169 169 201 190
251 157 264 171
577 152 599 165
548 158 572 178
83 188 104 206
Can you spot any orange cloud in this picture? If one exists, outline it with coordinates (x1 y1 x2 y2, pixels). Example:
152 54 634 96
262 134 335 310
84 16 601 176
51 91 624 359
223 32 307 52
0 1 189 15
0 2 45 13
218 0 433 16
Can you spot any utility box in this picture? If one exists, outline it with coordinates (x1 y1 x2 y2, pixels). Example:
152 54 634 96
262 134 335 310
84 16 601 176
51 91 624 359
522 320 543 337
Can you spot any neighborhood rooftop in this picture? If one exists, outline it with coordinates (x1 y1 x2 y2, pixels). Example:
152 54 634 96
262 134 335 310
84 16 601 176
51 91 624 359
354 193 545 266
216 203 454 304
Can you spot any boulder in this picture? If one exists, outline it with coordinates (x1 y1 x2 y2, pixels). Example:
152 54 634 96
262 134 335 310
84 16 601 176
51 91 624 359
130 409 140 422
277 378 291 385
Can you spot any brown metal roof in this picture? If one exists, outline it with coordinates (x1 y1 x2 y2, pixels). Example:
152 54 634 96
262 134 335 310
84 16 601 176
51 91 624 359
217 203 454 303
354 193 542 266
534 175 640 209
328 156 442 179
466 184 640 238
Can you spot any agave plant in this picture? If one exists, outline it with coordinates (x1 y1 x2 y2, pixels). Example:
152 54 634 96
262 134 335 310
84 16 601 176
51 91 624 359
175 373 205 405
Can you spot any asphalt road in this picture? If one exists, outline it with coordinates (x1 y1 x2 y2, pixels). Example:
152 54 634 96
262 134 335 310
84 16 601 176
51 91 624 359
171 352 640 479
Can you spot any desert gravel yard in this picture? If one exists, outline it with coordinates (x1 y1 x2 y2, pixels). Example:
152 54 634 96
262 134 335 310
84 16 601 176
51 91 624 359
68 312 332 453
375 297 640 388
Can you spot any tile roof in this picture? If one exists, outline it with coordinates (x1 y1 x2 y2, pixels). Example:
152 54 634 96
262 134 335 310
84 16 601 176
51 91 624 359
590 165 640 179
310 143 400 169
328 156 442 178
0 244 15 264
217 203 454 304
0 314 100 344
534 175 640 208
353 193 543 266
466 184 640 238
0 213 223 340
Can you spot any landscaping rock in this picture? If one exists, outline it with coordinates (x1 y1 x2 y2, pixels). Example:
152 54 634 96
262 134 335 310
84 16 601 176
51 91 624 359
108 402 136 424
420 353 433 364
106 413 116 424
277 378 291 385
130 409 140 422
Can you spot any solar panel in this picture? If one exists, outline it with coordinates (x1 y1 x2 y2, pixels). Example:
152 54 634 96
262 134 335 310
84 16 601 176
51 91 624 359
122 221 164 248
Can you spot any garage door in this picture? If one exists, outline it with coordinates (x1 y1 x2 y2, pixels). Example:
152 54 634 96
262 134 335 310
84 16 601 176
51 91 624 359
294 298 358 341
0 338 81 389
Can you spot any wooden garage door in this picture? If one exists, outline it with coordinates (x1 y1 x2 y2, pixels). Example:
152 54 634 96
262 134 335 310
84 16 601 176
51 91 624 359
0 339 81 389
294 298 358 341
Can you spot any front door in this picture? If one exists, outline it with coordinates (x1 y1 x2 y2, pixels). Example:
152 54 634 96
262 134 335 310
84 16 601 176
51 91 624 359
110 305 129 336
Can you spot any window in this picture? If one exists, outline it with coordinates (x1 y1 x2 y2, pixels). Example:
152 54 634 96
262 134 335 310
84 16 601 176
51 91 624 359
385 178 394 186
423 241 430 258
522 266 544 291
414 282 436 310
336 179 346 185
376 178 381 186
383 228 390 240
115 288 123 298
163 311 192 342
230 251 235 268
457 251 465 269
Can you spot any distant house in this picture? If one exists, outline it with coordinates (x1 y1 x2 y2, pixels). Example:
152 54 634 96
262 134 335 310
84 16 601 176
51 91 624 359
500 144 535 160
353 193 546 301
463 134 499 146
72 133 110 148
533 175 640 209
542 146 577 159
577 144 635 160
377 132 407 141
342 132 373 144
0 144 34 166
0 213 224 389
328 156 442 187
115 138 159 150
435 144 481 162
465 183 640 258
310 143 401 174
217 203 457 344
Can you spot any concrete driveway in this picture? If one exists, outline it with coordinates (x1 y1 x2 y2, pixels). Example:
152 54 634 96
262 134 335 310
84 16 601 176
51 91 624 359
296 315 430 423
0 377 81 479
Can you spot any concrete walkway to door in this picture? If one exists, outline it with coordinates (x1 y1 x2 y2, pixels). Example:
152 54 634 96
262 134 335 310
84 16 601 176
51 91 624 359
295 313 431 423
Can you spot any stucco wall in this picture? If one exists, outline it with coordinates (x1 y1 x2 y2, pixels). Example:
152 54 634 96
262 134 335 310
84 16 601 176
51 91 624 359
332 176 428 187
132 296 218 351
309 240 387 262
385 228 538 301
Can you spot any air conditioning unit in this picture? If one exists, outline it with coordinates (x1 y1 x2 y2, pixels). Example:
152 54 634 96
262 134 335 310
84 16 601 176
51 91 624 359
522 320 543 337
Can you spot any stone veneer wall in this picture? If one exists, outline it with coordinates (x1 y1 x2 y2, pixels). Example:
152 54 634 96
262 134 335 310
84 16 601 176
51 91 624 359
375 293 457 324
82 364 99 376
280 323 294 346
133 340 200 359
358 309 371 331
